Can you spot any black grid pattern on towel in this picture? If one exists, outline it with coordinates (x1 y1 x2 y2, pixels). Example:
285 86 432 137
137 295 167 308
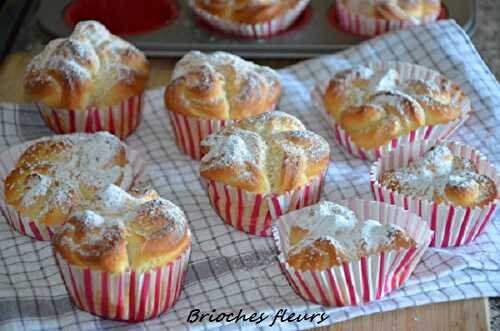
0 20 499 331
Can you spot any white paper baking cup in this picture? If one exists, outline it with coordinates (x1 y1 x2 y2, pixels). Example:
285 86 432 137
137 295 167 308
335 0 441 36
37 94 143 140
188 0 310 38
201 171 326 237
369 141 499 247
55 244 191 321
166 110 232 160
0 137 148 241
312 62 471 161
272 198 432 307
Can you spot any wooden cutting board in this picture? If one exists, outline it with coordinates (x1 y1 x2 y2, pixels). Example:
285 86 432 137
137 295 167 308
0 53 491 331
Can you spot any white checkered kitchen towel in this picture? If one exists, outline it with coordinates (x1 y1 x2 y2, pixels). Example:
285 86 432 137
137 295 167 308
0 20 499 331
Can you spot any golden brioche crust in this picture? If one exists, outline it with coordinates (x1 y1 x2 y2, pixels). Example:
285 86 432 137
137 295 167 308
24 21 149 110
194 0 300 24
165 51 281 120
322 65 467 150
53 185 191 273
342 0 441 22
380 144 498 208
285 202 416 271
4 132 133 226
199 111 330 194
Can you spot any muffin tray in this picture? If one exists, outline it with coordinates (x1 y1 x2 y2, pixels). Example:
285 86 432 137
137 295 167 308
38 0 477 59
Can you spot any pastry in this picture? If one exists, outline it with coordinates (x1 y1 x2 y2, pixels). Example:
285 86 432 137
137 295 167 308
380 144 497 208
165 51 280 120
53 185 191 272
322 64 467 150
189 0 309 38
165 51 281 159
274 199 432 306
340 0 441 24
24 20 149 137
200 111 329 193
199 111 329 236
285 201 415 271
193 0 301 24
53 184 191 320
4 132 133 228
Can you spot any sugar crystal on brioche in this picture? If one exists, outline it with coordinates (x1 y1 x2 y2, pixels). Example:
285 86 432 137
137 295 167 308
322 64 467 150
381 144 497 208
285 201 416 271
165 51 281 120
199 111 330 193
53 185 190 273
4 132 133 226
24 20 149 110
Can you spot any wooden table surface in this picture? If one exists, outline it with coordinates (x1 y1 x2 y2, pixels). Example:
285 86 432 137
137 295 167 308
0 53 491 331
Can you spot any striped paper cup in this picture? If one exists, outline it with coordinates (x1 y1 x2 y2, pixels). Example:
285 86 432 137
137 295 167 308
370 141 499 248
188 0 310 39
55 245 191 321
37 93 144 140
166 110 231 160
201 172 326 237
272 198 433 307
312 62 471 161
0 137 148 241
335 0 441 36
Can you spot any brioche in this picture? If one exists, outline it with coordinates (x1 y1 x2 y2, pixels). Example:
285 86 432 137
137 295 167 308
165 51 280 120
200 111 330 193
342 0 441 23
53 185 191 272
193 0 300 24
323 65 467 150
24 20 149 110
4 132 133 226
286 201 416 271
381 144 497 208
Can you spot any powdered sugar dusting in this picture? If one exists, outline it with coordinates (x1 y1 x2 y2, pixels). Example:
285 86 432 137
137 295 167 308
285 201 412 262
172 51 279 116
200 111 330 192
381 144 497 205
57 184 188 260
25 20 145 107
11 132 133 223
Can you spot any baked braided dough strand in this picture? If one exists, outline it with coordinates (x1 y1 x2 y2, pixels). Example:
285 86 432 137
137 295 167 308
199 111 330 194
165 51 281 120
4 132 134 227
24 21 149 110
322 63 469 150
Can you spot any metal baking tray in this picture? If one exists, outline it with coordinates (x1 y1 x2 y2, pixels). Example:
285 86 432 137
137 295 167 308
37 0 477 59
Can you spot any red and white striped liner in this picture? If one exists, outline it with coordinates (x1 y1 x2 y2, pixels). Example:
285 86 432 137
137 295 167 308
335 0 440 36
272 199 433 307
201 172 326 237
369 141 500 248
0 138 148 241
312 62 471 161
188 0 310 38
37 94 144 140
55 245 191 322
166 110 231 160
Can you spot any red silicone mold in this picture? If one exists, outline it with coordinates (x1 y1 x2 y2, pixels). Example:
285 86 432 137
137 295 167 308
64 0 179 36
